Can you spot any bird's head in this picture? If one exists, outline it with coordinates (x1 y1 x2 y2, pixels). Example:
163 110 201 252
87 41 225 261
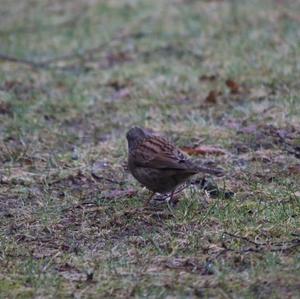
126 127 148 151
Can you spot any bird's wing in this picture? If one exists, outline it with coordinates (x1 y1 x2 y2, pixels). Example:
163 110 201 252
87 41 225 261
132 136 197 171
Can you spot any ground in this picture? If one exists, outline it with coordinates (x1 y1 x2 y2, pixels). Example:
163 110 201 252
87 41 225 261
0 0 300 298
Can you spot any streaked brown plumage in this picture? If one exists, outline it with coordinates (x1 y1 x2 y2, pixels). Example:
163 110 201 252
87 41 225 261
126 127 224 204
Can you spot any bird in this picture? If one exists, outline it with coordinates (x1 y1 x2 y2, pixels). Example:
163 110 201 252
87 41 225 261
126 127 224 205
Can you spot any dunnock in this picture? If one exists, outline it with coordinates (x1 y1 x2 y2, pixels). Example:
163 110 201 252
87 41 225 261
126 127 224 204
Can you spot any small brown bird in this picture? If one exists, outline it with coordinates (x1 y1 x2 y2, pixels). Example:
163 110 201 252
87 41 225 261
126 127 224 204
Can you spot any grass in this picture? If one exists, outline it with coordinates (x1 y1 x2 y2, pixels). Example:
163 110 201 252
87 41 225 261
0 0 300 298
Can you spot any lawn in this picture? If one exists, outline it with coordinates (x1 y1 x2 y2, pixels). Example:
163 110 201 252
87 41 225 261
0 0 300 298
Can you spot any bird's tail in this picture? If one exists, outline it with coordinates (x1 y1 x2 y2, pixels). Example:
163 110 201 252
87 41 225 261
196 165 225 177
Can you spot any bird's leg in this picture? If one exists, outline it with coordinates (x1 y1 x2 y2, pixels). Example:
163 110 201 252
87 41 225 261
168 184 188 206
169 190 175 205
144 191 155 206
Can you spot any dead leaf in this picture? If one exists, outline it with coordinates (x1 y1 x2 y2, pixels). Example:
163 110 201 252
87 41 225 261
3 80 33 94
0 101 12 115
279 12 300 23
249 87 269 100
238 125 257 134
181 145 226 156
226 79 240 94
199 74 217 81
33 248 59 259
1 169 36 184
55 81 68 92
106 51 132 67
106 80 124 90
106 79 132 90
3 80 21 90
57 263 88 282
224 119 241 129
92 161 109 175
165 258 203 271
288 164 300 175
111 88 130 100
204 90 219 104
154 257 209 274
251 150 272 163
101 189 137 200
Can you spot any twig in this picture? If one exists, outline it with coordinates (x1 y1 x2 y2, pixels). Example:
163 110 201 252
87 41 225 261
140 45 203 61
224 231 300 248
215 233 300 259
0 53 46 68
223 232 260 246
269 240 300 252
0 13 83 35
91 172 125 185
40 32 144 65
213 240 300 261
0 31 145 69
